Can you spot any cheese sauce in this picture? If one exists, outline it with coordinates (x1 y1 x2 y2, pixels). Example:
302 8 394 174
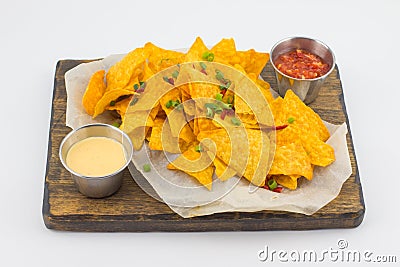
66 137 126 177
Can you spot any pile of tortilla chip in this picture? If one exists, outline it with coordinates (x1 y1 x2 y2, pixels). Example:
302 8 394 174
81 37 335 191
268 90 335 189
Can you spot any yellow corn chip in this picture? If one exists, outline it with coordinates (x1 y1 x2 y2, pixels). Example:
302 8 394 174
269 142 313 180
235 49 269 76
167 146 214 190
209 152 237 181
93 89 133 118
184 37 209 62
274 175 299 190
144 42 184 73
106 47 147 91
82 70 106 116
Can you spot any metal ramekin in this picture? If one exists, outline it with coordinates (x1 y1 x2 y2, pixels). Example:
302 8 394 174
59 123 133 198
270 37 336 104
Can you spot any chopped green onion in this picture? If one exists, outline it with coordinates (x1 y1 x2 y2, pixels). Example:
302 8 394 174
214 106 223 114
215 93 223 101
205 102 218 110
172 100 180 107
195 145 203 152
143 164 151 172
133 84 139 90
109 100 116 106
139 81 145 86
175 104 183 111
218 102 232 110
166 99 181 109
215 70 224 81
288 117 295 124
130 97 139 106
226 95 233 104
231 117 241 126
202 51 214 61
166 100 173 108
112 121 120 128
220 81 231 90
172 70 179 79
267 179 278 191
202 51 210 60
163 76 169 83
206 107 214 118
207 53 214 61
199 62 207 70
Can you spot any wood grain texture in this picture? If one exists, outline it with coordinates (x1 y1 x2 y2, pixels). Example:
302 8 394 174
42 60 365 232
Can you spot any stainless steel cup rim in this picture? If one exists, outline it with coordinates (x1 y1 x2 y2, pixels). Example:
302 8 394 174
270 36 336 82
59 123 133 180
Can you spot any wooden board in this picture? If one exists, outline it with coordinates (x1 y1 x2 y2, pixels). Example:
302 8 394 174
42 60 365 232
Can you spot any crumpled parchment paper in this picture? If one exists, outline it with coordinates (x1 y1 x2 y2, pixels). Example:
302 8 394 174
64 54 352 218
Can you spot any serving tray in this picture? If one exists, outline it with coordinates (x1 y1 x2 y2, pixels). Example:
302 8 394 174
42 60 365 231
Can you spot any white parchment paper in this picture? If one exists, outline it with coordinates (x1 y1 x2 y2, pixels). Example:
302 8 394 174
64 54 352 218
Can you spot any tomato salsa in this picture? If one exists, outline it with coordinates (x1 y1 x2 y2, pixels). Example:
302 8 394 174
274 49 330 79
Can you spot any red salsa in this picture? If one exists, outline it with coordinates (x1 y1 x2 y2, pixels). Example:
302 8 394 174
274 49 330 79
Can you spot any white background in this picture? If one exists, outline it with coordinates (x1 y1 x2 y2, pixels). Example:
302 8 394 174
1 0 399 266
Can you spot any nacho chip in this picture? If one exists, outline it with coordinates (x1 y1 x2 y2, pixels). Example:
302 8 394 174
145 42 184 73
82 70 106 116
179 123 196 144
126 126 151 151
106 47 147 91
139 61 155 82
149 118 181 153
274 175 299 190
209 152 237 181
282 90 330 141
106 96 132 118
211 38 236 58
247 73 274 104
235 49 270 76
167 146 214 190
197 118 220 133
93 89 133 118
269 142 313 180
197 128 270 186
121 109 155 150
184 37 209 62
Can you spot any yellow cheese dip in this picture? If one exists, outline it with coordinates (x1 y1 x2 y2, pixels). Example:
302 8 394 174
66 136 126 177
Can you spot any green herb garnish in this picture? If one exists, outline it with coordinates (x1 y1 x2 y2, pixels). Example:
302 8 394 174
202 51 214 62
143 164 151 172
215 70 224 81
199 62 207 70
130 97 139 106
226 95 233 104
172 70 179 79
288 117 295 124
206 107 214 118
195 145 203 152
267 179 278 191
110 100 116 106
166 100 173 108
166 99 181 109
231 117 241 126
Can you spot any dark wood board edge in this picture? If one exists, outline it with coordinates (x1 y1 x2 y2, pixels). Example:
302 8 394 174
42 60 62 230
42 60 365 232
44 210 364 232
335 66 366 224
